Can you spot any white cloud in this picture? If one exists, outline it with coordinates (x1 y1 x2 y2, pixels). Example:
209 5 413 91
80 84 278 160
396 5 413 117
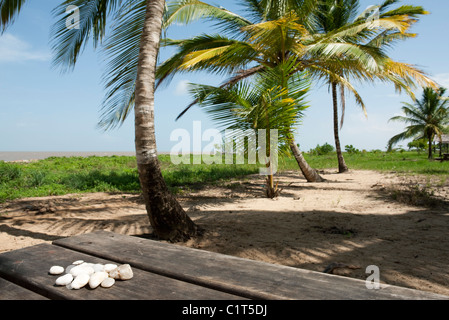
0 33 50 63
175 79 191 96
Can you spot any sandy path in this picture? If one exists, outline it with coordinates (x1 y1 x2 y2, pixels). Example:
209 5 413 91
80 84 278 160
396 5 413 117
1 170 448 297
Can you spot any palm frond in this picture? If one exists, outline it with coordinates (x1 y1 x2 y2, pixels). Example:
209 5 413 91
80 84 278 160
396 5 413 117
175 65 265 121
191 61 310 142
306 41 384 74
156 34 257 89
378 0 400 13
238 0 264 23
383 59 438 90
0 0 28 33
380 5 428 19
366 30 416 49
164 0 252 35
241 12 309 57
313 0 359 33
98 0 146 130
387 125 422 149
50 0 123 72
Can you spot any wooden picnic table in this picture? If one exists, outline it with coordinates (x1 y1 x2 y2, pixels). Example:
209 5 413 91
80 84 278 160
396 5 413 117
0 231 447 300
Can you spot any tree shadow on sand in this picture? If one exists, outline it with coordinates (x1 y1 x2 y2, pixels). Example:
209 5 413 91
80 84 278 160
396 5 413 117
185 206 449 296
1 170 448 296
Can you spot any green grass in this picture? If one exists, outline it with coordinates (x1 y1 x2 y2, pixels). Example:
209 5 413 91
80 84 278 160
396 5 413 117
306 150 449 176
0 155 260 203
0 151 447 203
0 156 140 202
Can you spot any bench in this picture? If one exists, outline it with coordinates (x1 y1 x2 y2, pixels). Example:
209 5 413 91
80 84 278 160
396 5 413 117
0 231 447 300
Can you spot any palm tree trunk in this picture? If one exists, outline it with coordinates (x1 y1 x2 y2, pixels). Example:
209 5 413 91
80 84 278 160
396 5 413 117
134 0 200 241
289 139 324 182
428 134 433 159
264 104 279 198
332 82 349 173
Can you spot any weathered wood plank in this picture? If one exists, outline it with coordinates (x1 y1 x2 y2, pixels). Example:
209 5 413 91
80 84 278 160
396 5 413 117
0 278 48 300
53 231 449 300
0 243 244 300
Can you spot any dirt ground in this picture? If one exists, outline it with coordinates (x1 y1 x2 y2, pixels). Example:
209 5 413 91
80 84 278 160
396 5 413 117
1 169 448 297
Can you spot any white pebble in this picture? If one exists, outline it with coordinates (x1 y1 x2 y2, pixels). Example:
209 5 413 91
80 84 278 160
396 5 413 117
49 266 65 275
104 264 118 273
65 265 75 274
81 262 94 268
50 261 133 290
118 264 133 280
89 271 109 289
109 264 133 280
100 277 115 288
55 274 73 286
93 264 105 273
71 273 90 290
70 265 95 277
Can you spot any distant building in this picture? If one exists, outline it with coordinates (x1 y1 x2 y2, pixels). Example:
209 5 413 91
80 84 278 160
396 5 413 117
434 134 449 144
434 134 449 156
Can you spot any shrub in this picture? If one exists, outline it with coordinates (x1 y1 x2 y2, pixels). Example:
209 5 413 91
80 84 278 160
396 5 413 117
345 145 360 154
310 143 335 155
27 170 47 188
407 139 427 154
0 162 22 183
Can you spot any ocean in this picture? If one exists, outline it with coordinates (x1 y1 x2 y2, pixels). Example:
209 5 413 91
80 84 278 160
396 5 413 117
0 151 136 162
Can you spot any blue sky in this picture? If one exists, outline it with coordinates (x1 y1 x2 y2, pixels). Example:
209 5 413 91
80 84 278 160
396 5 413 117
1 0 448 152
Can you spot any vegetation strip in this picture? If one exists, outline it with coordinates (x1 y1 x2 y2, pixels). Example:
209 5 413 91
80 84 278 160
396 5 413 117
1 151 447 203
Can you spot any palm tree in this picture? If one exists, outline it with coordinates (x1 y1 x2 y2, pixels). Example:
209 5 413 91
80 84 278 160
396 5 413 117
1 0 200 241
190 60 311 196
312 0 359 173
387 87 449 159
311 0 436 173
132 0 200 241
90 0 436 182
152 0 436 180
98 1 329 182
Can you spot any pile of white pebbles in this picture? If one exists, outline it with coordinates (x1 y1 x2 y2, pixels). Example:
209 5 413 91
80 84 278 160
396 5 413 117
48 260 133 290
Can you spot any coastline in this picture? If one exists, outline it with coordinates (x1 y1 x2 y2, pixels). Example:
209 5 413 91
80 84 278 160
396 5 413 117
0 151 136 162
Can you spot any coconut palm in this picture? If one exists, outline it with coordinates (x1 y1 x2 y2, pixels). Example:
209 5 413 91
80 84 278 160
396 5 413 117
190 60 310 196
97 1 330 182
90 0 436 183
387 87 449 159
312 0 359 173
1 0 200 241
152 0 436 179
312 0 435 173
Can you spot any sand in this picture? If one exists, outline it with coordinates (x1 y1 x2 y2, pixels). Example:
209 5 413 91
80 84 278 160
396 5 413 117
1 169 448 297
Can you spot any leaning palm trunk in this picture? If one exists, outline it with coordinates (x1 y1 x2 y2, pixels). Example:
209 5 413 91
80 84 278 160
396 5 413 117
332 82 349 173
288 140 324 182
264 127 281 198
264 158 280 198
134 0 199 241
